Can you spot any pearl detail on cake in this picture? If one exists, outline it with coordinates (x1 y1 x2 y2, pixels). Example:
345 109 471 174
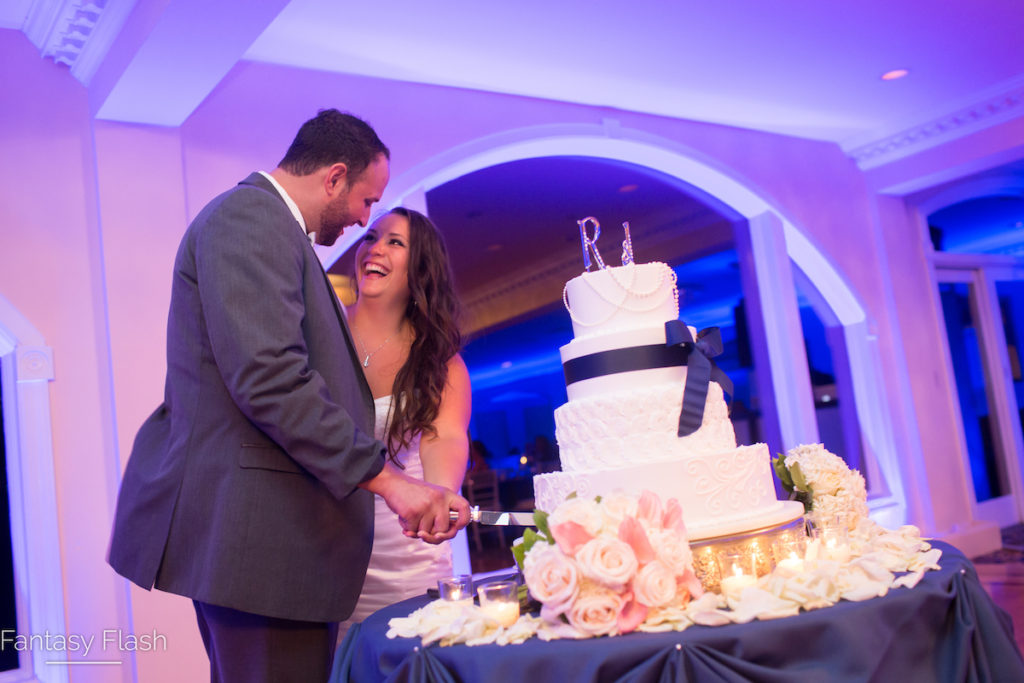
563 262 679 329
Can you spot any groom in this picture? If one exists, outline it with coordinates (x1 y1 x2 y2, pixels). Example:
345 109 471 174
108 109 470 682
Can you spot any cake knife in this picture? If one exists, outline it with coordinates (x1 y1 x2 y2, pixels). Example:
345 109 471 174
450 506 536 526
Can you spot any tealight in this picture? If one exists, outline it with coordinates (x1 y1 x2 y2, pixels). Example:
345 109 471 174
477 580 520 627
438 575 473 604
775 552 805 576
717 550 757 600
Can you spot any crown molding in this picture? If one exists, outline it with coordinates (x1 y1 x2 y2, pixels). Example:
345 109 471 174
22 0 129 84
845 75 1024 170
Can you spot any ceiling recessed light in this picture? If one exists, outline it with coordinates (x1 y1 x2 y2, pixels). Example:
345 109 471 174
881 69 909 81
618 183 639 193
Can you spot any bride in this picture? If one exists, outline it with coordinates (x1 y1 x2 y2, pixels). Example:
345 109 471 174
337 207 471 640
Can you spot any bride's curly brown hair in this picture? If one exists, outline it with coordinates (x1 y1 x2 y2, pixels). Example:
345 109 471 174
383 207 462 459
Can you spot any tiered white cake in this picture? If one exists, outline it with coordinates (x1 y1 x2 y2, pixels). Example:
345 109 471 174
534 261 804 541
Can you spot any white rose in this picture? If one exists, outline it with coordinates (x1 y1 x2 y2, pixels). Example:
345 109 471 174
598 493 639 530
810 469 845 496
631 560 677 608
523 544 580 616
566 582 625 637
649 528 693 576
575 536 638 590
549 497 605 537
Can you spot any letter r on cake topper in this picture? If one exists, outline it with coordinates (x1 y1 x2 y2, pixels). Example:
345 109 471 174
578 216 606 271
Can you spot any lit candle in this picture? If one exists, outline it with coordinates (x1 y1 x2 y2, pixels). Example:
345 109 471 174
477 580 520 628
720 567 756 600
824 538 851 563
438 575 474 605
480 600 520 627
775 552 805 576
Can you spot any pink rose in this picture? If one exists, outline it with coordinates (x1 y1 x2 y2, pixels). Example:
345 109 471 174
550 521 593 556
523 545 580 617
631 560 677 608
575 536 639 590
567 583 625 637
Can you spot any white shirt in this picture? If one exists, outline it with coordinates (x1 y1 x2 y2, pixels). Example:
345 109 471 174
259 171 314 244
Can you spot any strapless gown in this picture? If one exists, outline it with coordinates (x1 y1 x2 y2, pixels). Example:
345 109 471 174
337 395 453 641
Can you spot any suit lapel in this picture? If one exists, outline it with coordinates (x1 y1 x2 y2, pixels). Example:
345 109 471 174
313 256 374 405
239 173 375 407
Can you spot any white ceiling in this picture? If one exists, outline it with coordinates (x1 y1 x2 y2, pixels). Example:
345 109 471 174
243 0 1024 152
5 0 1024 162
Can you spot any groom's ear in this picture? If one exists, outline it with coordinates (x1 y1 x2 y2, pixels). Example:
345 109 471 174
323 163 349 196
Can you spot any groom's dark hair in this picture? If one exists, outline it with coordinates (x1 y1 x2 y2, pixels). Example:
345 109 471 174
278 109 390 180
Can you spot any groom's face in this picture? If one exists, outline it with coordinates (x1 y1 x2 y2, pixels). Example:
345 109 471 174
317 154 390 246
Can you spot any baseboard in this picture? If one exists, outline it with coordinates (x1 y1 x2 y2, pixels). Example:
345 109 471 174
936 520 1003 559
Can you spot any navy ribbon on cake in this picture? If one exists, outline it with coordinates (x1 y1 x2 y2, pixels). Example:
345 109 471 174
562 320 733 437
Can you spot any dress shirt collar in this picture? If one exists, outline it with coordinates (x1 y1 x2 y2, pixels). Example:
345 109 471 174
259 171 314 244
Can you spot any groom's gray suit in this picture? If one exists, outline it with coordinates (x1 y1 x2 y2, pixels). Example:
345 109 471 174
109 172 387 623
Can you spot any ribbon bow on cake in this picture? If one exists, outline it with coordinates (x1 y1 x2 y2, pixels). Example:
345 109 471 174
561 320 733 437
664 320 733 436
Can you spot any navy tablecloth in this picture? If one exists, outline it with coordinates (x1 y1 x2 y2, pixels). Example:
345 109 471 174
330 542 1024 682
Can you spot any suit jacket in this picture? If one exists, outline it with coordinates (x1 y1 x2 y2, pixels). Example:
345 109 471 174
108 173 386 622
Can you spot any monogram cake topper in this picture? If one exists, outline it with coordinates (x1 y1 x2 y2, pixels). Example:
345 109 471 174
577 216 635 271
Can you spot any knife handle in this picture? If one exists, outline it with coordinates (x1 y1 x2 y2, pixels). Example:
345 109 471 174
450 505 480 522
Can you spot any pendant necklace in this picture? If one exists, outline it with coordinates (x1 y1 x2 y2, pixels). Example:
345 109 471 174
356 329 397 367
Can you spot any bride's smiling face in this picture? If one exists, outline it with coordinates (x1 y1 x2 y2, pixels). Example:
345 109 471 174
354 212 411 305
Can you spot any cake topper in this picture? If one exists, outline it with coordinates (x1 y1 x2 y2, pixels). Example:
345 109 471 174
577 216 636 271
621 221 634 265
577 216 606 271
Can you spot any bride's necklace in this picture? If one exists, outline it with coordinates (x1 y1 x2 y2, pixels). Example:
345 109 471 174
354 328 398 367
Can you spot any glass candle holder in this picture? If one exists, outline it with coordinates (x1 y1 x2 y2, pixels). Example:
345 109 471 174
437 575 473 604
717 550 757 601
813 515 851 562
477 580 520 627
773 538 806 576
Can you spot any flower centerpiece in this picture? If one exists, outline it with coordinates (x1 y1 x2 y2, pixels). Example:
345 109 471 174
772 443 870 529
512 490 704 637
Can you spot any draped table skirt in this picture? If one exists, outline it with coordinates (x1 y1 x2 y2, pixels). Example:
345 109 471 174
330 542 1023 683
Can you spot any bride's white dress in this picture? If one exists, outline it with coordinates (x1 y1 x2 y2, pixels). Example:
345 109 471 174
337 395 453 641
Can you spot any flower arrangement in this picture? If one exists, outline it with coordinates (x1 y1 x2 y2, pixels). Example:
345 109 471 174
511 490 703 637
773 443 870 528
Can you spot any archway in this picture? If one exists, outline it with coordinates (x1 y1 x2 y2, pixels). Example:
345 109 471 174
324 123 909 527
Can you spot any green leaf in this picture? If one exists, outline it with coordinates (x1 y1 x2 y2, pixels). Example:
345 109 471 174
512 528 543 569
594 495 602 504
789 461 810 493
566 491 578 500
533 509 553 543
772 456 794 493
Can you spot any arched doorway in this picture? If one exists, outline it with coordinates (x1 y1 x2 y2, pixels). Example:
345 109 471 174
323 123 909 527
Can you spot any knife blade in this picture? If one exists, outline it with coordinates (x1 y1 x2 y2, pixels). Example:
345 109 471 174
450 506 536 526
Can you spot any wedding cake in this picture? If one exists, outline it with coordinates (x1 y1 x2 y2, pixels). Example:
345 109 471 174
533 219 804 541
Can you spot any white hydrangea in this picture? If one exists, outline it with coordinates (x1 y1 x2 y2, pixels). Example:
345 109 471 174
783 444 869 528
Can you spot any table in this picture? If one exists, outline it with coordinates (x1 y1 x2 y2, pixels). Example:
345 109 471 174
330 542 1024 682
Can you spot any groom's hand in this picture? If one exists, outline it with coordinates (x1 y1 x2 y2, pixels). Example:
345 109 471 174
364 463 471 543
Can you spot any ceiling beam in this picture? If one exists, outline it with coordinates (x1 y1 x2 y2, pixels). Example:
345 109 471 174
90 0 290 126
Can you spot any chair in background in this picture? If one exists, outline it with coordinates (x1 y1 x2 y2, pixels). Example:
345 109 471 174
462 470 502 554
